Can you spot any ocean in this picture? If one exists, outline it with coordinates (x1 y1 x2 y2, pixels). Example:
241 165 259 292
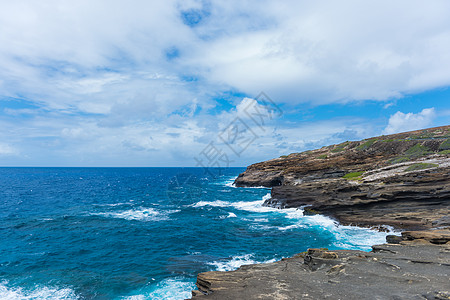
0 167 393 299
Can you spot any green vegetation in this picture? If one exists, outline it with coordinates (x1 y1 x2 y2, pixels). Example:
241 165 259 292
279 155 288 158
388 156 410 164
439 138 450 151
404 144 431 157
388 143 432 165
342 171 363 180
317 154 328 159
356 139 378 151
331 142 349 153
439 150 450 155
404 163 438 172
382 139 395 143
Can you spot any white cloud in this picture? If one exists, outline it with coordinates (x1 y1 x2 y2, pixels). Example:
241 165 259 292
0 143 17 156
188 0 450 103
1 0 450 112
0 1 449 166
383 108 436 134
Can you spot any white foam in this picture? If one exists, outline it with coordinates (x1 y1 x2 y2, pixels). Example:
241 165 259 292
227 212 237 218
0 281 78 300
277 208 398 250
96 202 133 207
193 192 398 250
224 181 236 188
192 200 230 208
93 208 179 222
192 193 278 214
122 278 195 300
209 254 277 272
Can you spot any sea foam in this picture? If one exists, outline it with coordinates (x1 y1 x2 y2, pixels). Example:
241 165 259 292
92 207 179 222
208 254 277 272
122 278 195 300
193 192 398 251
0 281 78 300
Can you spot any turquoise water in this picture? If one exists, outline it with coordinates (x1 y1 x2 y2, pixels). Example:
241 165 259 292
0 168 392 299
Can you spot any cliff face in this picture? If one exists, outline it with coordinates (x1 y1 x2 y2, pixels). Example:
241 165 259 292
235 125 450 230
191 126 450 299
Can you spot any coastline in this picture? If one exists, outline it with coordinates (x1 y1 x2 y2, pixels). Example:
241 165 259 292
190 126 450 299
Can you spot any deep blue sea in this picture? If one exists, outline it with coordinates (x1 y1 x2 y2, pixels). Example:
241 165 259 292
0 168 393 299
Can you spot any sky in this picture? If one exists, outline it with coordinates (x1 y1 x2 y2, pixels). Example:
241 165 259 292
0 0 450 167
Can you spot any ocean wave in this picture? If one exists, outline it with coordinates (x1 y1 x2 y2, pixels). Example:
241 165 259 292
219 212 237 219
192 193 277 213
94 202 134 207
209 254 277 272
0 281 78 300
92 208 179 222
227 212 237 218
121 278 195 300
193 192 397 250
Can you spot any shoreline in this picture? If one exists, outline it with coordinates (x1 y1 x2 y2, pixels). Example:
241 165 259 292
190 189 449 299
190 189 449 300
190 126 450 299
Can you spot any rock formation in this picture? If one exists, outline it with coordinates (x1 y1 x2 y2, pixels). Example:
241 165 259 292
191 125 450 299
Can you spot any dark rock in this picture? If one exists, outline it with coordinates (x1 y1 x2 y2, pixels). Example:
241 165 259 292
386 235 403 244
433 216 450 228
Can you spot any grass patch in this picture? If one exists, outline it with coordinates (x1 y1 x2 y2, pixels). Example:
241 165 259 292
317 154 328 159
439 149 450 155
279 155 288 158
439 138 450 151
331 142 350 153
382 139 395 143
388 143 432 165
356 139 377 151
404 163 438 172
342 171 363 180
388 156 411 164
404 144 431 156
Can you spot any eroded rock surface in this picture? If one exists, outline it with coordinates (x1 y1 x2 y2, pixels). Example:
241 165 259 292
191 245 450 299
235 126 450 229
191 126 450 299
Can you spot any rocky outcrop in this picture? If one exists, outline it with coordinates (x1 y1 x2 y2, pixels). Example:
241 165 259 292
234 125 450 188
191 126 450 299
235 125 450 230
266 161 450 230
191 244 450 299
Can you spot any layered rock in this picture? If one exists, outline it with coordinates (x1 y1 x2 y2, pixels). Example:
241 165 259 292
235 125 450 229
191 244 450 299
191 126 450 299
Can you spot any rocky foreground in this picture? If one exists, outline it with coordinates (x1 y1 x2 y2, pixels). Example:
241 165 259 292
191 125 450 299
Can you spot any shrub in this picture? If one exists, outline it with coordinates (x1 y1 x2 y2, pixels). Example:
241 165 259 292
317 154 328 159
343 171 363 180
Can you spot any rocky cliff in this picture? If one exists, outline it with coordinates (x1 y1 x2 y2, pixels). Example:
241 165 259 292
236 125 450 230
191 125 450 299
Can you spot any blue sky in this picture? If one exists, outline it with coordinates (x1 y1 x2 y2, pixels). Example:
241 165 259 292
0 0 449 167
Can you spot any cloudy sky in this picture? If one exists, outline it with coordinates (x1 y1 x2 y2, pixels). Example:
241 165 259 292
1 0 449 167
